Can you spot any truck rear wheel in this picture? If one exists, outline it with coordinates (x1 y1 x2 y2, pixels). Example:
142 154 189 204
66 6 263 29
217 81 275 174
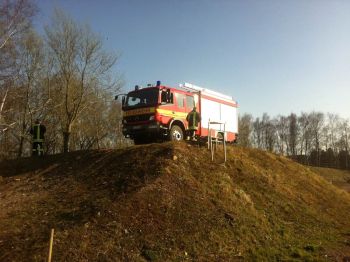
169 125 183 141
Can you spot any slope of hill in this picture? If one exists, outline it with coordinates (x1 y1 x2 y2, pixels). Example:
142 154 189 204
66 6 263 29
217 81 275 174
0 142 350 261
311 167 350 193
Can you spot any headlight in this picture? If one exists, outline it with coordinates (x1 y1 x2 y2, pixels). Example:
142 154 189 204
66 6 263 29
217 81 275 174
122 119 127 124
149 115 155 120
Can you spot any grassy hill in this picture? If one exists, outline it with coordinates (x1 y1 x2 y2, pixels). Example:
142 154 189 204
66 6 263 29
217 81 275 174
0 142 350 261
311 167 350 193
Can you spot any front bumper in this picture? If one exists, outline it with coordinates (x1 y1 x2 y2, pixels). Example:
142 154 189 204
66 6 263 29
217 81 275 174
122 122 166 138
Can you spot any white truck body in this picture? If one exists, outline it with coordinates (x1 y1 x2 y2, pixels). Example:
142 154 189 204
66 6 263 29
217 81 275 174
181 83 238 142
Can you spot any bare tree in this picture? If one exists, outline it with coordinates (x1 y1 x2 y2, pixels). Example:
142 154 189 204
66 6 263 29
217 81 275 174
252 117 263 149
0 0 37 135
275 115 289 155
45 10 118 153
0 0 36 49
261 113 275 152
15 30 44 157
238 113 253 147
252 113 276 152
236 111 348 170
298 112 310 157
288 113 298 156
307 112 324 166
338 118 349 169
327 113 339 152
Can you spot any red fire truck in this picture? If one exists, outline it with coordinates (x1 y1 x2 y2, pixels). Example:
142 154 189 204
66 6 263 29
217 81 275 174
116 81 238 145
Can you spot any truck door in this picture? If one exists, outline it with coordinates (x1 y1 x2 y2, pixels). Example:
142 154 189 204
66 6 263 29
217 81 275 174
174 93 186 118
185 95 195 113
185 94 201 134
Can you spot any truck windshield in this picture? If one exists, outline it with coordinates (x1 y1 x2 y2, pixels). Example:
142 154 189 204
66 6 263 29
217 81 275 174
125 88 159 108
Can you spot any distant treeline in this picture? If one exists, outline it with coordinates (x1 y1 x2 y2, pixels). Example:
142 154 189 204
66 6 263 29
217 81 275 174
238 112 350 170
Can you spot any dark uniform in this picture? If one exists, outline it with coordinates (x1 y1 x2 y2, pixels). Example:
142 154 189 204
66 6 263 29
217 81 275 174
186 107 201 140
30 121 46 156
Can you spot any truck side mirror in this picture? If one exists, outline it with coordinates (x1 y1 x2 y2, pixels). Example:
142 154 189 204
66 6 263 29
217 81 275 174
122 96 126 105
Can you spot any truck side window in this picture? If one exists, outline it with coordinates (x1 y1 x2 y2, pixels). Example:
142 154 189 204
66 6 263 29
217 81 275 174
161 91 167 103
161 90 174 104
186 95 194 109
175 93 184 108
169 93 174 103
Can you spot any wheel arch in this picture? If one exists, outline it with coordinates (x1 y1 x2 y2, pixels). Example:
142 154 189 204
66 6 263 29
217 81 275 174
169 119 186 134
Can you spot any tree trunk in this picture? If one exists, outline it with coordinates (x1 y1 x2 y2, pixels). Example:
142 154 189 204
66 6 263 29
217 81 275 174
346 148 349 170
17 90 29 158
0 86 9 123
17 136 24 158
63 131 70 153
17 120 26 158
63 121 73 153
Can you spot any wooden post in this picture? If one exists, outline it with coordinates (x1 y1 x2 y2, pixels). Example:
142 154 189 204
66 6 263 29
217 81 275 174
48 228 54 262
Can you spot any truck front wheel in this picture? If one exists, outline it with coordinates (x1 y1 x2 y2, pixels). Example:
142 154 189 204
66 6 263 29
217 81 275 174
169 125 183 141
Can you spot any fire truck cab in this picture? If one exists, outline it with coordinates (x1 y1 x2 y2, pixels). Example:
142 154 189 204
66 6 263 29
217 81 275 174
116 81 238 145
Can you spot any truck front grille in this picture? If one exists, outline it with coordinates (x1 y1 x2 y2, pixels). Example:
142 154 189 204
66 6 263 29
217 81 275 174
125 114 153 123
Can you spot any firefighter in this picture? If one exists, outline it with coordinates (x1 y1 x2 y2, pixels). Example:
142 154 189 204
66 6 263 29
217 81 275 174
30 119 46 156
186 106 201 141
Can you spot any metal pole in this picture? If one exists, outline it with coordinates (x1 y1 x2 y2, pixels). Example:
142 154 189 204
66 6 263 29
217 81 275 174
207 119 210 150
211 134 214 161
48 228 54 262
224 123 227 163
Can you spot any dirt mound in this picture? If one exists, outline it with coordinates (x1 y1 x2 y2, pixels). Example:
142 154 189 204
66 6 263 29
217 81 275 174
0 142 350 261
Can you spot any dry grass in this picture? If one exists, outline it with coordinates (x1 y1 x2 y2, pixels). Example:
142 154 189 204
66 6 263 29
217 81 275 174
311 166 350 193
0 142 350 261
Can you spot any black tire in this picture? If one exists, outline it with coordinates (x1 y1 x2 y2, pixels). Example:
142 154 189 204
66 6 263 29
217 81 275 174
169 125 184 141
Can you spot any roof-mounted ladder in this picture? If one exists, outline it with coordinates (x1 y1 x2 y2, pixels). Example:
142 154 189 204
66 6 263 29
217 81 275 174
179 82 233 101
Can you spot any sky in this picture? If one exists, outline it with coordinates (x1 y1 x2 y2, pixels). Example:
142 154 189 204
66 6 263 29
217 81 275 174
34 0 350 118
